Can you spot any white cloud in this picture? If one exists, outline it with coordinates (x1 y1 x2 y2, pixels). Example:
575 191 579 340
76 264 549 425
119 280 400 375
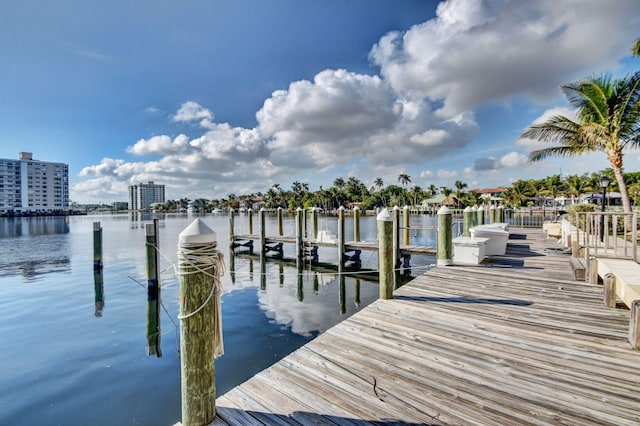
437 169 458 179
473 151 528 171
172 101 215 128
370 0 640 115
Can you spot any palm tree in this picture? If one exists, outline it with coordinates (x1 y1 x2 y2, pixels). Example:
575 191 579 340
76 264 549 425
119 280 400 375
523 72 640 217
564 174 590 204
542 174 565 214
454 180 468 208
503 180 533 208
398 173 411 188
633 37 640 56
374 177 384 191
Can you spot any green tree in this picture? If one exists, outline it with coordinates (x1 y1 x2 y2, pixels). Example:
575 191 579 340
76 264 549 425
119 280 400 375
374 177 384 191
633 37 640 56
503 180 533 208
524 72 640 217
564 174 590 204
398 173 411 188
454 180 468 208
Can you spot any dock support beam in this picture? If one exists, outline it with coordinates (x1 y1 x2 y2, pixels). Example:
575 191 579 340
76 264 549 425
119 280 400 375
277 207 283 236
247 208 253 235
228 209 235 248
393 206 401 270
296 208 304 266
377 208 394 299
178 219 225 426
437 206 453 266
489 205 496 224
476 205 485 226
463 206 473 237
259 208 266 255
338 206 345 272
497 205 504 223
311 207 318 240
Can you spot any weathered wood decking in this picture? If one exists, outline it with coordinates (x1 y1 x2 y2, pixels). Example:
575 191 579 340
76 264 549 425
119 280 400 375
212 228 640 425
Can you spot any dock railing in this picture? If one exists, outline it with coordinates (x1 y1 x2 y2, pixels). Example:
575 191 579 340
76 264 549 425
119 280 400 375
573 211 638 263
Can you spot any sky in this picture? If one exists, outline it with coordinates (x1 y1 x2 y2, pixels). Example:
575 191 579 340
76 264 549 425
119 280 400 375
1 0 640 204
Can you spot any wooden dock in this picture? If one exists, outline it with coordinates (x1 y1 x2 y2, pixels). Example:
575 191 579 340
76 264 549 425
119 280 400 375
210 228 640 425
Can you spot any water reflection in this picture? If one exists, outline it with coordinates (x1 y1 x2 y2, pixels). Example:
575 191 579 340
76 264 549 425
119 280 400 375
0 217 71 280
93 266 105 317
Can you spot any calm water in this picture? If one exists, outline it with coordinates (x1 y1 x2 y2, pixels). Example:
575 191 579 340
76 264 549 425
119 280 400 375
0 212 436 425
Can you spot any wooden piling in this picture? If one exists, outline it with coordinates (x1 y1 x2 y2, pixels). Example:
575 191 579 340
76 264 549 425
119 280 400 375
296 208 304 266
353 206 360 242
489 205 496 224
403 205 410 246
603 273 616 308
463 206 473 237
437 206 453 266
471 205 478 228
497 205 504 223
277 207 283 236
393 206 401 270
247 208 253 234
630 300 640 350
589 258 599 284
228 209 235 248
93 222 102 270
476 205 485 226
145 219 162 357
311 207 318 240
93 264 104 317
338 206 345 272
377 208 394 299
259 208 266 256
178 219 225 426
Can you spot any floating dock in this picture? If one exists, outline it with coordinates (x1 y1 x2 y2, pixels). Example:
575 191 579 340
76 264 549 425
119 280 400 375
211 228 640 425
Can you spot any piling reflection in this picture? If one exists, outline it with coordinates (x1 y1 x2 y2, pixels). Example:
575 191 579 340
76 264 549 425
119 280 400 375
93 266 104 317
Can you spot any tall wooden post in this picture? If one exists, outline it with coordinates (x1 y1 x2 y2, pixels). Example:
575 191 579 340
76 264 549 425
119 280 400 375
377 208 394 300
93 222 102 270
311 207 318 240
393 206 401 269
497 205 504 223
489 205 496 224
403 205 410 246
228 209 235 248
476 205 485 226
259 208 266 255
338 206 345 272
247 208 253 234
463 206 473 237
353 206 360 242
296 207 304 266
178 219 225 426
471 205 478 228
93 264 104 317
146 219 161 357
277 207 283 236
437 206 453 266
339 275 346 314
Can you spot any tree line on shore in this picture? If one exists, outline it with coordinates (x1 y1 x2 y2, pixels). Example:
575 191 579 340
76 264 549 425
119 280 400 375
151 169 640 213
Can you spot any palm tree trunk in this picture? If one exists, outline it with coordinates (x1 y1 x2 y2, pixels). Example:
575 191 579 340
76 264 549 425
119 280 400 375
612 164 633 229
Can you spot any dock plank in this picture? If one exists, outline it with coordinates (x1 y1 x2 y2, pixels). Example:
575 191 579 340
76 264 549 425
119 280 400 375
213 228 640 425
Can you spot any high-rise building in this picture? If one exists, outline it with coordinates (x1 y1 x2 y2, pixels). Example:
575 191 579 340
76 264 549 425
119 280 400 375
0 152 69 215
128 181 165 210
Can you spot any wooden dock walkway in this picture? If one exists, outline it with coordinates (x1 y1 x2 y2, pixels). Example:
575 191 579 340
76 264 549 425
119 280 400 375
212 228 640 425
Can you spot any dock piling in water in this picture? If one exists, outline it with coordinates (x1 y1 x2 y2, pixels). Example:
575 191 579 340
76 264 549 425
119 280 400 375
403 205 410 246
93 222 102 270
489 205 496 224
463 206 473 237
177 219 225 426
437 206 453 266
247 208 253 234
277 207 283 236
145 219 162 357
353 206 360 242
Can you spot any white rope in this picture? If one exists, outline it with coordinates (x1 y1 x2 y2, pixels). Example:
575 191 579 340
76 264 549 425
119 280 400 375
177 241 226 358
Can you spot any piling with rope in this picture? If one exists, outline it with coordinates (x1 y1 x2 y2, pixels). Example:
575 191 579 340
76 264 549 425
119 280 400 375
145 219 162 357
377 207 394 299
177 218 225 426
437 206 453 266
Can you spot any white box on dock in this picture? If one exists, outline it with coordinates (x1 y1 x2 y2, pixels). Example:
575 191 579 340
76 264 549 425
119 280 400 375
470 225 509 255
453 236 489 264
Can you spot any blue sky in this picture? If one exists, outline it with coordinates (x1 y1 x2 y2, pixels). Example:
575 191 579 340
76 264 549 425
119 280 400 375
1 0 639 203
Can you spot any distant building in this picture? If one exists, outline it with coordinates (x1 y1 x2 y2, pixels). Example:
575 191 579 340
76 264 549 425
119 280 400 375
476 188 505 205
128 181 165 211
0 152 69 214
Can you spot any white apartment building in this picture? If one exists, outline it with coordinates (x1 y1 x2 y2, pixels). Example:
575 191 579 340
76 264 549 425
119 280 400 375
0 152 69 215
128 181 165 211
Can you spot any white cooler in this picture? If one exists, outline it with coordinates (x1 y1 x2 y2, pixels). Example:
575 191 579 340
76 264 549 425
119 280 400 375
470 225 509 255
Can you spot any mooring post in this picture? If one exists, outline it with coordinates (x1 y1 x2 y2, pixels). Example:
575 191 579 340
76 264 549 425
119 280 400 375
497 205 504 223
178 219 225 426
377 207 394 299
93 222 102 270
393 206 401 269
353 206 360 242
259 208 266 255
403 205 410 246
489 205 496 224
311 207 318 240
338 206 345 272
93 262 104 317
339 275 346 314
228 208 235 248
471 205 478 228
476 205 485 226
437 206 453 266
296 207 304 266
247 208 253 235
145 219 162 357
463 206 473 237
277 207 283 236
